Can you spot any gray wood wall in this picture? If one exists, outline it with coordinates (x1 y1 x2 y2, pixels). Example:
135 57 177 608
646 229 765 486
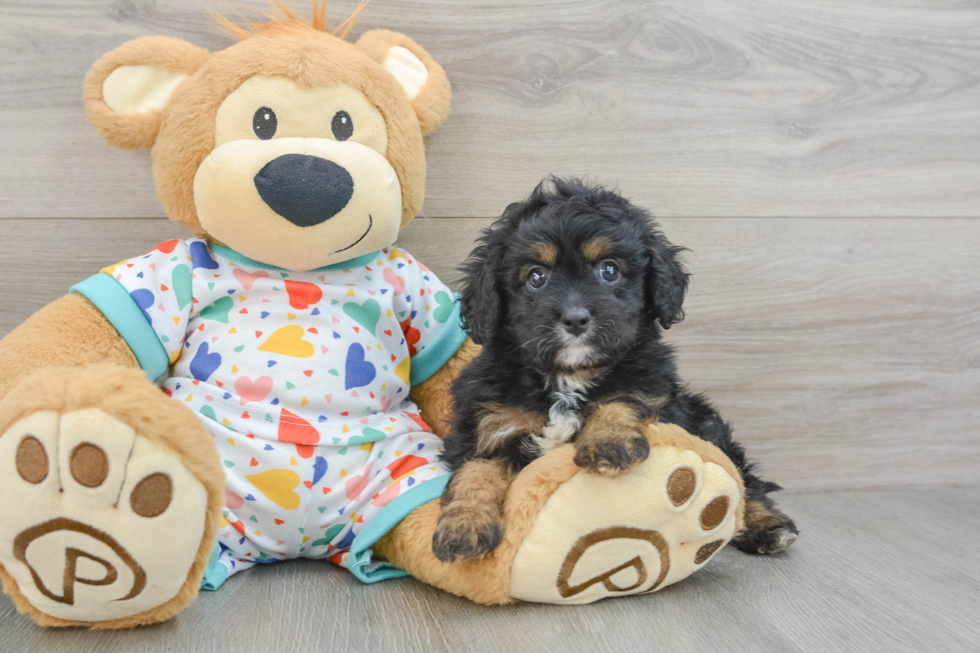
1 1 978 493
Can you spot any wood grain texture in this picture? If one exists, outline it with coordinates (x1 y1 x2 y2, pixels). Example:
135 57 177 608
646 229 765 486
2 487 978 652
1 217 978 493
1 0 979 219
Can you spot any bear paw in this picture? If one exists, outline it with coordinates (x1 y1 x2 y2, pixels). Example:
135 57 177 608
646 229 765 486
509 441 740 605
0 408 210 624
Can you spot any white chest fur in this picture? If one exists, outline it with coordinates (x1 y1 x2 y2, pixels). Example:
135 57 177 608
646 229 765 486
531 373 592 456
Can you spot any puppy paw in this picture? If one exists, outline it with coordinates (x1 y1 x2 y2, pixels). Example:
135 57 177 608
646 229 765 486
432 505 504 563
574 428 650 477
732 499 799 555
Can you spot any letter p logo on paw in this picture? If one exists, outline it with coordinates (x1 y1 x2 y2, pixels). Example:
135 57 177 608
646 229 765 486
0 409 212 622
13 518 147 607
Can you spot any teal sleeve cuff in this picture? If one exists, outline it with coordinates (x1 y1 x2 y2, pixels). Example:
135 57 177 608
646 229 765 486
347 474 449 584
71 273 170 382
200 542 229 591
409 296 467 386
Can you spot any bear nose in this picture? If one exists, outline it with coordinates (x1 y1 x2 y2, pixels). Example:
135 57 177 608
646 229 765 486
561 307 592 336
254 154 354 227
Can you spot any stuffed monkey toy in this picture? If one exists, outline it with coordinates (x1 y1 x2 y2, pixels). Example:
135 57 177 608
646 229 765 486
0 4 744 628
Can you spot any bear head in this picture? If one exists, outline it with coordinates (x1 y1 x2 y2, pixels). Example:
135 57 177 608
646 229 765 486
83 3 451 272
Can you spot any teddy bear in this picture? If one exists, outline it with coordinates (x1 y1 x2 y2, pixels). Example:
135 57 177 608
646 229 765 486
0 3 745 628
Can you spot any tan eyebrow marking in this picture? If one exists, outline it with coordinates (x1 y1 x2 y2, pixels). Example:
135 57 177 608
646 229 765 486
583 237 613 261
530 242 558 266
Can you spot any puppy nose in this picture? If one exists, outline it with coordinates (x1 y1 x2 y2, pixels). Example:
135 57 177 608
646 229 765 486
561 307 592 336
254 154 354 227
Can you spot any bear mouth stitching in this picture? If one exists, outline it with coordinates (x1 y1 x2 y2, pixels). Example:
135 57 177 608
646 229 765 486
332 214 373 254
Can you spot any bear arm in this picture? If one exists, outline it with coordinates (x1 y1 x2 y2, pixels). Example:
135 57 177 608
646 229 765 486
409 337 481 438
0 293 138 400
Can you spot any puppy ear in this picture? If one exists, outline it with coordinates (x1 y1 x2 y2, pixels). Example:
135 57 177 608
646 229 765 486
458 226 506 346
84 36 210 150
356 29 451 136
646 227 689 329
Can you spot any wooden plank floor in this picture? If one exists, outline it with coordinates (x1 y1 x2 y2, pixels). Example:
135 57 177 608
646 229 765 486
1 0 979 219
2 486 978 653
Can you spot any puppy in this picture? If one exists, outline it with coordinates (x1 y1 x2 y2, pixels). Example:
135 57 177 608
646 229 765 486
431 178 799 563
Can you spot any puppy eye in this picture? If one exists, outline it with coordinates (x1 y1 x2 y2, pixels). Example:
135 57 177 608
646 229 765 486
597 260 621 284
526 266 549 291
252 107 277 140
332 111 353 141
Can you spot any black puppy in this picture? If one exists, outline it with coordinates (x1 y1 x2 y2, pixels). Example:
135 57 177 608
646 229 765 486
431 178 799 563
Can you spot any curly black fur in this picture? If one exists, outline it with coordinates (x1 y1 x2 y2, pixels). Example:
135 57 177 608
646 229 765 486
443 177 798 555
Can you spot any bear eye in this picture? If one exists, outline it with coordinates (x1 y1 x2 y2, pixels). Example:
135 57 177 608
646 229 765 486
332 110 353 141
526 266 549 291
597 260 621 284
252 107 277 140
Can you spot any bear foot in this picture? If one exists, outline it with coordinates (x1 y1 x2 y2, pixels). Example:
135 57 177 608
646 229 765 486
508 423 743 604
0 365 223 628
374 421 745 607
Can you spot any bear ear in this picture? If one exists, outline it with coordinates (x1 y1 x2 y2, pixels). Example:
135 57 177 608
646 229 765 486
356 29 451 136
84 36 210 150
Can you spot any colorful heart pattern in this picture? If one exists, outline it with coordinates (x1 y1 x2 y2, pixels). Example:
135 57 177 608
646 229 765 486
433 291 454 323
95 238 459 580
278 408 320 447
190 241 219 270
342 299 381 336
233 268 270 290
285 280 323 310
259 325 314 358
200 296 234 323
382 267 406 294
344 343 376 390
235 375 273 406
246 469 302 510
172 264 193 309
190 342 222 382
130 288 154 323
